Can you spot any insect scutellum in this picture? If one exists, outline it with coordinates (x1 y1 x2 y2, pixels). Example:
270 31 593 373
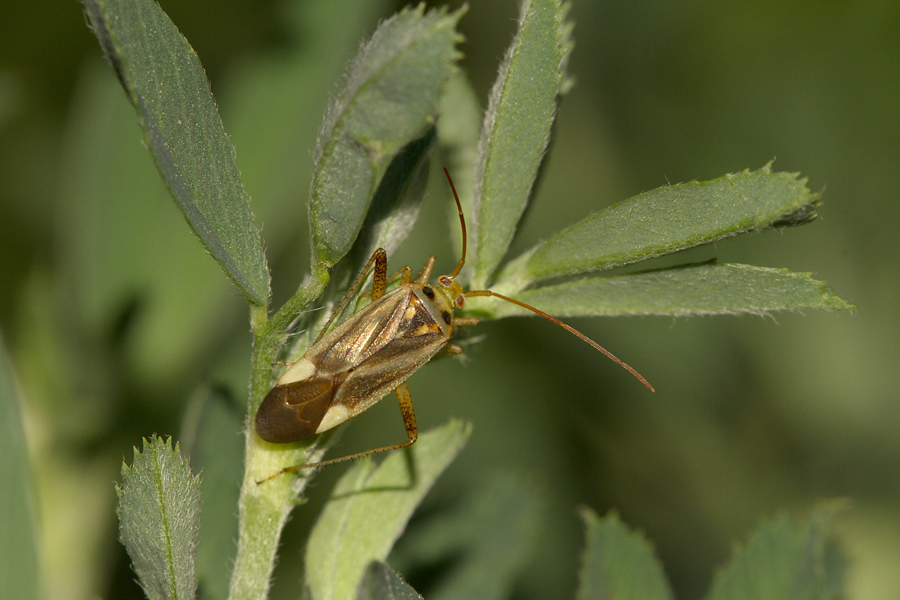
254 167 652 484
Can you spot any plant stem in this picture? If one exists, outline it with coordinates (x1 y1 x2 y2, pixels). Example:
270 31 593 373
228 272 330 600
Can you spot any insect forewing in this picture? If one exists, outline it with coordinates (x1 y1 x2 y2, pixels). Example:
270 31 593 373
256 285 451 444
312 287 449 415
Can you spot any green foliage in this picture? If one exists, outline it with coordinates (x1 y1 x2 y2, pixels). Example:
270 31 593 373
0 334 39 600
706 505 847 600
58 0 860 599
358 562 424 600
489 262 852 318
577 509 673 600
82 0 269 306
306 421 470 600
469 0 573 289
116 436 201 600
473 165 848 318
499 165 821 287
578 508 845 600
351 129 436 273
308 5 463 274
179 387 244 600
391 474 544 600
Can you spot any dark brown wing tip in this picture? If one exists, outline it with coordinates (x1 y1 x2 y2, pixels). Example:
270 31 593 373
255 379 334 443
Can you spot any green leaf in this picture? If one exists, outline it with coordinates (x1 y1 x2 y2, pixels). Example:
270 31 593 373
222 0 389 254
470 0 573 289
0 332 39 600
484 262 854 318
117 435 201 600
496 165 822 291
576 509 673 600
228 414 333 600
309 5 463 272
392 474 543 600
59 66 247 385
706 505 847 600
305 420 471 600
82 0 269 306
436 72 483 256
179 387 243 600
357 562 424 600
351 129 436 273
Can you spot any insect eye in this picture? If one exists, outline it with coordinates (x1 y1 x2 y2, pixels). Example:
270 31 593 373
438 276 452 287
422 286 435 299
456 294 465 308
442 311 452 324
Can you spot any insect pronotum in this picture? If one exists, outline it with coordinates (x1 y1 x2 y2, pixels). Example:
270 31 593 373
254 167 653 483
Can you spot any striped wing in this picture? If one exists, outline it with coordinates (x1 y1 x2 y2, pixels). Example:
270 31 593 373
309 289 449 415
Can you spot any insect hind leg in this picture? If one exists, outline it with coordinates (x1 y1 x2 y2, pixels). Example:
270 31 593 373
313 248 388 345
355 264 412 308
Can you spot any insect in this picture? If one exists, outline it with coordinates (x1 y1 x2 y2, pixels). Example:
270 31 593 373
255 167 653 483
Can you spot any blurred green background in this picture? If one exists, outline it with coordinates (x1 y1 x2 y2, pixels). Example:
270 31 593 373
1 0 896 599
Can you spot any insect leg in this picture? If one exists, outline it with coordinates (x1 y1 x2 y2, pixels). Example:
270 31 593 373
387 265 413 286
452 317 480 327
314 248 388 345
370 247 389 300
255 383 418 483
315 382 417 460
354 261 414 307
371 264 412 301
414 256 437 283
394 382 417 447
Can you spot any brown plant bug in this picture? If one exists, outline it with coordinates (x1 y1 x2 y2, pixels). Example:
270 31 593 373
254 167 653 483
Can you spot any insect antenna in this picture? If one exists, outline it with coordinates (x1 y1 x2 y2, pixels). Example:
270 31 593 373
444 166 467 280
441 167 654 392
463 289 654 391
